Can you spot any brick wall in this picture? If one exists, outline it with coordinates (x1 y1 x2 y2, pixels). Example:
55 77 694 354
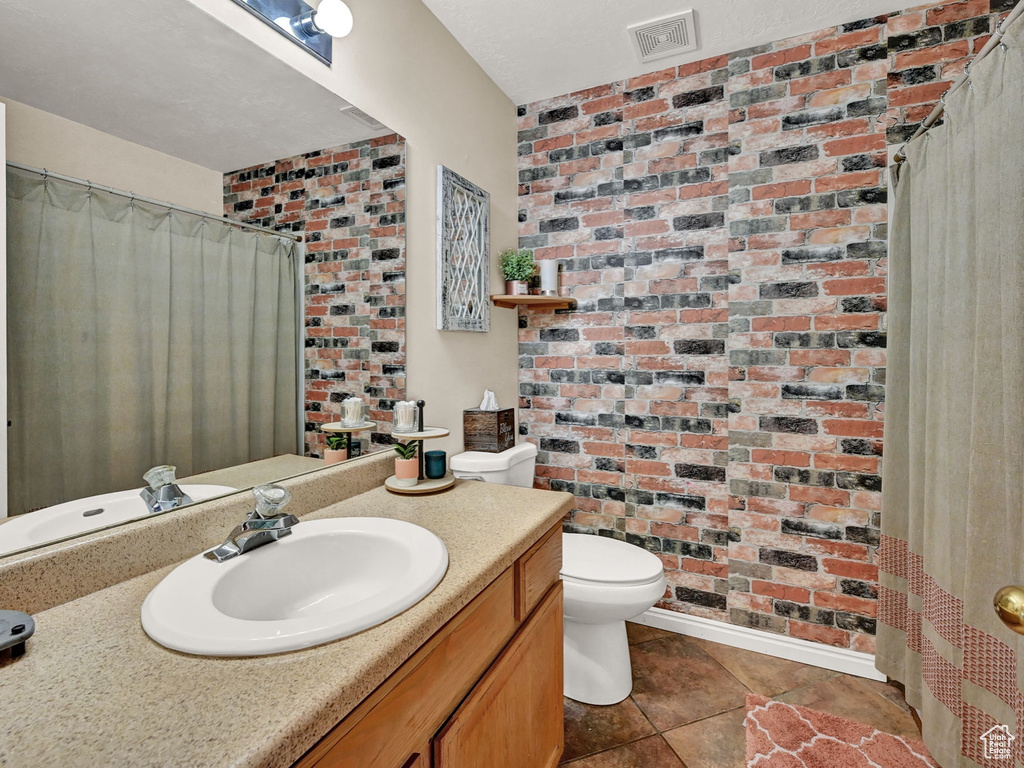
725 18 890 652
886 0 1018 145
517 0 1015 652
518 57 734 621
224 134 406 457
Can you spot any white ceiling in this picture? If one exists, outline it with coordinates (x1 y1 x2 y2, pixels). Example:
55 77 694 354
420 0 921 105
0 0 390 172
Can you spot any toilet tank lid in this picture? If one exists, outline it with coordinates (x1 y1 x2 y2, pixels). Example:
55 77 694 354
450 442 538 472
561 533 664 585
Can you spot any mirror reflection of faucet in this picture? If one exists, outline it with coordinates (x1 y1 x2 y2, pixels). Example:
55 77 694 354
139 466 194 514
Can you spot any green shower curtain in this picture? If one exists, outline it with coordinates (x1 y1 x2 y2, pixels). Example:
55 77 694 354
879 18 1024 768
6 168 300 515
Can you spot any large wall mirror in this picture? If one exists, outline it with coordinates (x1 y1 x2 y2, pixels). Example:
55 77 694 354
0 0 404 557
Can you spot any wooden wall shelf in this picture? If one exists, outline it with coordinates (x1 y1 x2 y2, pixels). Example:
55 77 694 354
490 295 576 311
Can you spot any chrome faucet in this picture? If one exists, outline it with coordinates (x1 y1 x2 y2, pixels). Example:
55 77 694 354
203 484 298 563
140 465 193 514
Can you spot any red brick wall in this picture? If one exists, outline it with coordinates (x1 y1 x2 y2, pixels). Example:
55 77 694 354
224 135 406 457
886 0 1018 144
726 18 890 652
517 0 1015 651
518 56 734 620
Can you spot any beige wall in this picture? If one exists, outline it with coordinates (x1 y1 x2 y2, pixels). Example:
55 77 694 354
187 0 519 455
2 96 223 214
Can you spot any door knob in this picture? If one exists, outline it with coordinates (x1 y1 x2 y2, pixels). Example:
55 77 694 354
994 586 1024 635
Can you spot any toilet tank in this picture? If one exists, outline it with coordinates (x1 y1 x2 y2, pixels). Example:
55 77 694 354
450 442 538 488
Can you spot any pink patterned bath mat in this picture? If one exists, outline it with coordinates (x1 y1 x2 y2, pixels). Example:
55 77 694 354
745 694 938 767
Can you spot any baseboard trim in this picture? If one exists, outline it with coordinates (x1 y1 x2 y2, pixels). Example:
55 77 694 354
632 607 886 682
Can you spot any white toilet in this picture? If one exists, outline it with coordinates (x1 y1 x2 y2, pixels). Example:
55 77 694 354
449 442 538 486
561 534 666 705
450 442 667 707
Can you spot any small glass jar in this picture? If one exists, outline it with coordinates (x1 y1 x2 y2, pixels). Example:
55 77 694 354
393 401 417 433
341 397 365 427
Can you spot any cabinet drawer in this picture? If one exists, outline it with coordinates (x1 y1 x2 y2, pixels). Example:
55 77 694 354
297 569 517 768
515 524 562 621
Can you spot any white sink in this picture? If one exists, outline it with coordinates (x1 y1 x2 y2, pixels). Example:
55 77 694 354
0 484 238 556
141 517 449 656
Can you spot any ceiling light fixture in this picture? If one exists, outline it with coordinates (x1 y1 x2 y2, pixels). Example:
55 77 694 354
300 0 354 38
229 0 352 65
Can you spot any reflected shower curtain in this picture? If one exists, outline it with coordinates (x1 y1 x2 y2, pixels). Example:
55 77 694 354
879 20 1024 768
6 169 300 515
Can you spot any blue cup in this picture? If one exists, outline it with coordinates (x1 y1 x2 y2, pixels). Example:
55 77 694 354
424 450 447 480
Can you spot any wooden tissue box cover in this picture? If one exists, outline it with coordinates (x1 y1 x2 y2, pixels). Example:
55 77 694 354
463 408 515 453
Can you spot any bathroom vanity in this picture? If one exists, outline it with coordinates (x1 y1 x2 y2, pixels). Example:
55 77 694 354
0 453 572 768
297 523 563 768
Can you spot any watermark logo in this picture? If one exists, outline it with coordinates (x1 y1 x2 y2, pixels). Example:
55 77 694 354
981 725 1015 761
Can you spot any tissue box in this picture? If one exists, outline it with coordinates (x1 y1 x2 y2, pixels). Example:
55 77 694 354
463 408 515 453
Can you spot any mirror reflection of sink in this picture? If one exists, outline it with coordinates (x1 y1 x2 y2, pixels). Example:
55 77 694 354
141 517 449 656
0 485 237 556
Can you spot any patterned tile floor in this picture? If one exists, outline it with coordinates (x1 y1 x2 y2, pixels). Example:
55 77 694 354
560 623 921 767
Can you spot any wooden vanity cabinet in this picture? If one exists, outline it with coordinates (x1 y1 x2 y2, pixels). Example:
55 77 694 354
295 524 563 768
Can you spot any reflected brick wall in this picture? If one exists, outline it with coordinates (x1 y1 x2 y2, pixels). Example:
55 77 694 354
224 134 406 456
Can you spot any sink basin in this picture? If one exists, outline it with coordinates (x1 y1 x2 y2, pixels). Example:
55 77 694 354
141 517 449 656
0 484 238 556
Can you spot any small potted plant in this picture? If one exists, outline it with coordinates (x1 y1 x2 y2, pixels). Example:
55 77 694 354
393 441 419 487
499 249 536 296
324 433 348 465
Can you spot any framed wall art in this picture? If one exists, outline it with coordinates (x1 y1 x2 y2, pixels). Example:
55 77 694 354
436 165 490 332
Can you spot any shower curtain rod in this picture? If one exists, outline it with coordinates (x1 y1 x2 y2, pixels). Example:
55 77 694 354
5 161 302 243
894 2 1024 164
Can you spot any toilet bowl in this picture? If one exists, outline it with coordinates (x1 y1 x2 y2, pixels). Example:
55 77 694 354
449 445 665 706
449 442 537 487
561 534 666 705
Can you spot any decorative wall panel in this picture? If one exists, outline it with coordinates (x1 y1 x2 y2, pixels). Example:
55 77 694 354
437 165 490 332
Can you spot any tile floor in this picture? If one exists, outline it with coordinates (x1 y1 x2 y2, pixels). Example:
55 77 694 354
560 623 921 767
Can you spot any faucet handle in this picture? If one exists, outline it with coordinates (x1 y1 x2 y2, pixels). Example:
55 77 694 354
143 465 178 489
252 484 292 519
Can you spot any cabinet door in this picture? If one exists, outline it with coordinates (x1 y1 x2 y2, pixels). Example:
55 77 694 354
296 571 517 768
434 583 563 768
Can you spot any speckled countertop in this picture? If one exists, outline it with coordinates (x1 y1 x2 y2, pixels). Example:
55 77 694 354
180 453 323 489
0 481 571 768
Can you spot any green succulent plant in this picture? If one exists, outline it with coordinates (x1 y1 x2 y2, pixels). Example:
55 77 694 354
393 441 419 460
499 249 536 281
326 433 349 451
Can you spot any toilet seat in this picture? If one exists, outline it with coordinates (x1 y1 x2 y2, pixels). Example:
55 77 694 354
560 571 663 587
560 533 664 587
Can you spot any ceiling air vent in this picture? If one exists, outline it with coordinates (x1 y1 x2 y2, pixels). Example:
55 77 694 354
339 105 386 130
628 10 698 63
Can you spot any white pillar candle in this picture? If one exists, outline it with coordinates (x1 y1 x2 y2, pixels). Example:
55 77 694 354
539 260 559 293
